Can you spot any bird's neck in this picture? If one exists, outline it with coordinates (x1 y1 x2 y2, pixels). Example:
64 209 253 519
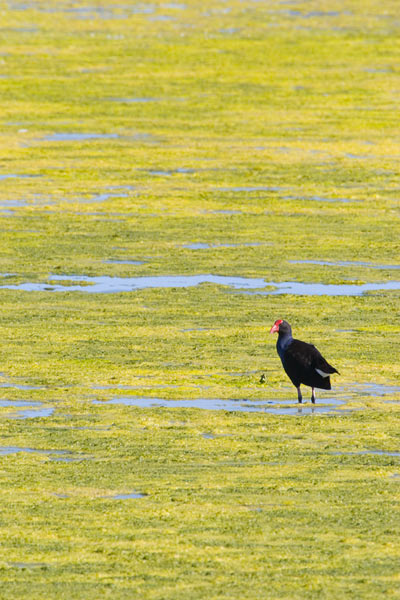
277 330 293 356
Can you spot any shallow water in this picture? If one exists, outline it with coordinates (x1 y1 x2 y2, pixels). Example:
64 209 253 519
182 242 261 249
181 327 214 332
205 209 243 215
93 396 345 415
78 190 131 204
9 407 54 419
215 186 282 192
50 456 89 462
148 168 197 175
351 383 400 396
103 259 145 265
0 382 45 390
285 194 354 203
0 446 68 456
43 133 120 142
0 199 29 208
92 383 179 390
0 274 267 293
0 173 41 180
0 399 43 406
332 450 400 457
0 399 54 419
183 243 211 249
290 259 400 270
9 562 47 569
239 280 400 296
112 492 147 499
3 273 400 296
108 97 160 103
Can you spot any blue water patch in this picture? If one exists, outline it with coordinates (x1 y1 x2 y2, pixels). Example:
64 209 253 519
183 243 211 249
239 281 400 296
290 259 400 270
0 173 41 180
0 274 267 293
108 97 161 103
205 209 243 215
0 399 42 407
103 259 145 265
215 186 282 192
1 273 400 296
351 383 400 396
112 492 147 499
147 168 197 175
0 398 54 419
0 446 67 456
182 242 261 249
10 407 54 419
285 195 355 203
0 382 45 390
43 133 120 142
93 396 345 415
332 450 400 457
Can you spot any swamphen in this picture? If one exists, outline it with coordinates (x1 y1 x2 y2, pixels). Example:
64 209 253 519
270 319 339 403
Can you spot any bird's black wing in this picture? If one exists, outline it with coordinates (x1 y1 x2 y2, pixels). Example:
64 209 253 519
286 339 338 373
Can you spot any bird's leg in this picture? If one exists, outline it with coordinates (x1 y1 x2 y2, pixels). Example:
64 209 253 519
297 386 302 403
311 387 316 404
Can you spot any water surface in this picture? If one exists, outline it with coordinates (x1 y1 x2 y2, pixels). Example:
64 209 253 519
290 259 400 270
93 396 345 415
0 274 267 293
43 133 120 142
112 492 147 499
0 446 68 456
2 273 400 296
215 186 282 192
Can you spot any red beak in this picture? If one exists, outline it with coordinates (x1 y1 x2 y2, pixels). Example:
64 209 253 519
270 322 280 334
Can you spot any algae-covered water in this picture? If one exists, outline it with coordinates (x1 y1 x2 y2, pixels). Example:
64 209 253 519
0 1 399 598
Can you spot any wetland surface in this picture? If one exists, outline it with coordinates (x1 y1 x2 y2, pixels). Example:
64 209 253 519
0 0 399 598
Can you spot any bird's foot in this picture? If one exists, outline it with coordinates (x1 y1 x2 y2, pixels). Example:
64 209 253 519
311 388 316 404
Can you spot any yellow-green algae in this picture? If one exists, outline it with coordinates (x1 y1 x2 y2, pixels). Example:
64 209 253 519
0 0 399 598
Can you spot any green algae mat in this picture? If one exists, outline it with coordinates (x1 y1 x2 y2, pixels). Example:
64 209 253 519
0 0 400 597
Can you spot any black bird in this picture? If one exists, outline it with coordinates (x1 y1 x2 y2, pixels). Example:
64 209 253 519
270 319 339 403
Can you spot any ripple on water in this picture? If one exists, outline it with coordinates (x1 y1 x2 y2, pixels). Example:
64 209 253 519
92 396 346 415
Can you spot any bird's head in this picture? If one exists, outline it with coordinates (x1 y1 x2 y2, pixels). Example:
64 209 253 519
269 319 291 335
